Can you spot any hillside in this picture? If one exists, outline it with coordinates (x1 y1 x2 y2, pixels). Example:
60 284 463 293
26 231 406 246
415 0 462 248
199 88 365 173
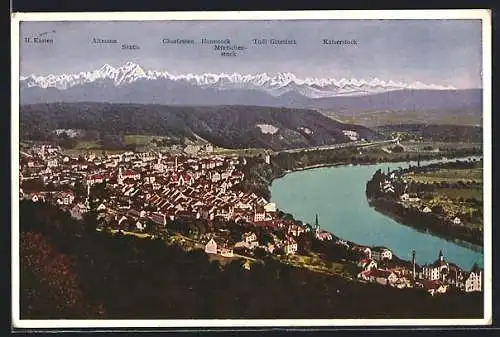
19 103 381 151
19 201 483 319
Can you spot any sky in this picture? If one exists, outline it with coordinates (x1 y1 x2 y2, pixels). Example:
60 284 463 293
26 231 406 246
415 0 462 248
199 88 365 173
19 19 483 88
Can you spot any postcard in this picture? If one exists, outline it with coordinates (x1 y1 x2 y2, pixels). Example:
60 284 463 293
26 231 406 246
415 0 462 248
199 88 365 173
11 10 492 329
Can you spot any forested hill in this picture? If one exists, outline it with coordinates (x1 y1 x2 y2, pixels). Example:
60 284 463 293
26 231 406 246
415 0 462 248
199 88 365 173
20 102 381 151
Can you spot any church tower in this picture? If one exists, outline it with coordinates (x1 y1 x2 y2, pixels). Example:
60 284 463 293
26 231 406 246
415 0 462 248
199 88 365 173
439 249 444 262
314 213 320 232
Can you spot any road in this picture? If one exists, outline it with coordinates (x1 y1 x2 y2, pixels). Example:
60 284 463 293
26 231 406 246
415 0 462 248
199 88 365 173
277 138 399 154
20 151 33 158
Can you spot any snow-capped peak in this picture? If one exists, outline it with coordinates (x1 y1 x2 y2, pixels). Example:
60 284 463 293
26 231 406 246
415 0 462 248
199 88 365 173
98 64 116 72
20 62 457 97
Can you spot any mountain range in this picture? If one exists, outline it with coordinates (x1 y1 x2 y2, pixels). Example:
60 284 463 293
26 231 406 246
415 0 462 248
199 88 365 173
21 61 455 96
20 62 482 115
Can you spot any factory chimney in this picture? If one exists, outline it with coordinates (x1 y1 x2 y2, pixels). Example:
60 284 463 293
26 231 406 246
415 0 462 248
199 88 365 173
412 249 416 280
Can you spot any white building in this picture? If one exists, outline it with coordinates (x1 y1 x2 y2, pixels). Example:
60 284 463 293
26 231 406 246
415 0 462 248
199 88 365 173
254 206 266 222
219 247 234 258
284 237 298 255
422 250 449 281
264 202 276 213
464 267 482 292
342 130 359 141
371 247 393 261
422 206 432 213
242 232 257 244
205 238 218 255
357 258 378 271
47 159 58 168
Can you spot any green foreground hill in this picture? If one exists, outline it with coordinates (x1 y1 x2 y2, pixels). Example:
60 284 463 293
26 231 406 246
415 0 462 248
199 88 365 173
19 201 483 319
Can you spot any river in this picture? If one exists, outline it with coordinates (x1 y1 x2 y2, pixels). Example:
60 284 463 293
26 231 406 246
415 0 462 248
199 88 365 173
270 156 484 270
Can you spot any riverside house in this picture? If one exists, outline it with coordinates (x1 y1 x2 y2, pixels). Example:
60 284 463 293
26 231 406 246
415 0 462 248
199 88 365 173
371 247 393 261
357 258 378 271
352 245 372 259
205 238 218 255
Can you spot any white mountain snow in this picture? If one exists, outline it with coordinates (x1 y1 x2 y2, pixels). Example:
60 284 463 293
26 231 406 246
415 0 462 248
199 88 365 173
20 61 456 98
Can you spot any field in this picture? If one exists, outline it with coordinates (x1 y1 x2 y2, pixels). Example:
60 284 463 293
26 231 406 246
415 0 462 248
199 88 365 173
321 109 481 128
400 141 482 152
407 167 483 184
123 134 160 147
437 188 483 201
282 254 357 279
402 163 484 232
212 147 268 157
74 140 102 150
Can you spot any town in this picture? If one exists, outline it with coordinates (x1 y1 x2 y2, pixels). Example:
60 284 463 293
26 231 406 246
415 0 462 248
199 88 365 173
19 143 483 296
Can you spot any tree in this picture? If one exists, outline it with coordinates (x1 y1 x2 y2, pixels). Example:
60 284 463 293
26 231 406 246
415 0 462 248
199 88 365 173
391 145 404 153
253 247 267 259
431 205 444 215
259 231 274 246
91 182 108 200
83 210 98 235
73 180 86 199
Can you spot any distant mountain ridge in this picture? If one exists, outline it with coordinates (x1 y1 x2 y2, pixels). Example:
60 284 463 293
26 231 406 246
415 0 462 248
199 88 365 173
20 63 482 118
21 61 456 97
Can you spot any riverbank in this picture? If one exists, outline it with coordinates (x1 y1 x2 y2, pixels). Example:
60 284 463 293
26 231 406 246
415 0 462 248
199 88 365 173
241 146 482 201
368 198 483 249
257 148 483 269
365 158 484 248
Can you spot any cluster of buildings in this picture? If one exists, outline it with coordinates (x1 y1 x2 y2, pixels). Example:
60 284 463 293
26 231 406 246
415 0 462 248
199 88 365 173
19 143 324 258
19 143 483 296
202 229 299 259
352 242 482 295
378 172 465 227
342 130 360 141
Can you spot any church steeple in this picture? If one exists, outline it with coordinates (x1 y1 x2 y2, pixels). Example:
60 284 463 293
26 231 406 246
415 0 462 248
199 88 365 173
439 249 444 262
314 213 320 230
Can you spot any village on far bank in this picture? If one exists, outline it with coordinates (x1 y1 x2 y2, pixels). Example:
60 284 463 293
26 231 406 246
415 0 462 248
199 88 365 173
366 156 484 248
19 142 483 297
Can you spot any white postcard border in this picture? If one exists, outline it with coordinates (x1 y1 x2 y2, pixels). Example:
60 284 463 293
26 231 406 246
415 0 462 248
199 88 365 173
11 9 492 329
